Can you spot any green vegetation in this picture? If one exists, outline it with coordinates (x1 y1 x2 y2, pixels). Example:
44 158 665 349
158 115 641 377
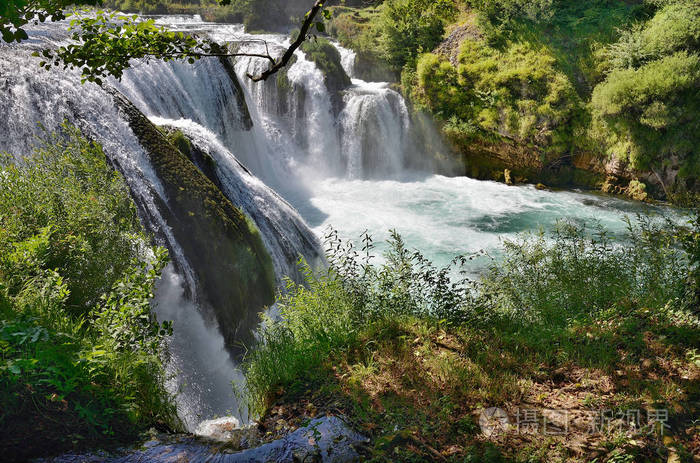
2 0 327 86
300 37 352 112
241 218 700 461
328 0 456 78
326 0 699 201
414 41 581 157
0 126 179 461
591 1 700 178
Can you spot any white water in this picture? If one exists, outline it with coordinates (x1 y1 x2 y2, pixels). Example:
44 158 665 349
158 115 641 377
0 15 676 434
298 175 668 274
155 266 246 428
149 116 323 283
0 19 324 431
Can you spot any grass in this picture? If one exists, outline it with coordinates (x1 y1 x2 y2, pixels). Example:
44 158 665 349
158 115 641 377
240 218 700 462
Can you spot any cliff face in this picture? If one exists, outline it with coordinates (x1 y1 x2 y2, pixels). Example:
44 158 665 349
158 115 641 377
109 88 275 353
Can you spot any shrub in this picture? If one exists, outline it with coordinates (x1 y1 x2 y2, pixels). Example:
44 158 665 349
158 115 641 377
0 126 178 460
413 41 582 155
591 0 700 177
379 0 456 69
591 52 700 174
240 214 700 415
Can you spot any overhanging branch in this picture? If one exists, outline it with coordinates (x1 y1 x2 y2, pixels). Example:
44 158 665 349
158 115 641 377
247 0 325 82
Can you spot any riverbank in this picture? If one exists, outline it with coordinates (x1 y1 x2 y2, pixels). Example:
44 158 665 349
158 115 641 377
239 220 700 462
325 0 700 205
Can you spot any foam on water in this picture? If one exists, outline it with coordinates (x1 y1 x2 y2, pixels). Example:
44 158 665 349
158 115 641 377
298 175 672 274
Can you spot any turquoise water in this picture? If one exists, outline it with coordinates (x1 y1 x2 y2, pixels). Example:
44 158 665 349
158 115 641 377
295 174 676 274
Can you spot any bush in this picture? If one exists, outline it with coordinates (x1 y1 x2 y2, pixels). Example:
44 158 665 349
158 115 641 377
379 0 456 69
591 52 700 174
483 218 691 323
0 126 178 460
591 0 700 177
240 214 700 416
413 41 582 155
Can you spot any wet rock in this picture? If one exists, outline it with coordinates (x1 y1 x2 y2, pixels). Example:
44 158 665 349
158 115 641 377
504 169 513 186
108 88 276 354
44 416 367 463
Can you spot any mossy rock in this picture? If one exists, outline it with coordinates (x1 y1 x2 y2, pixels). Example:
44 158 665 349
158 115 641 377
110 89 275 353
300 38 352 115
163 127 223 192
213 42 254 131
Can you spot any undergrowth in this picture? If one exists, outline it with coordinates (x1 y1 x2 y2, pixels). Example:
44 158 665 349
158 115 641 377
0 125 179 461
240 215 700 461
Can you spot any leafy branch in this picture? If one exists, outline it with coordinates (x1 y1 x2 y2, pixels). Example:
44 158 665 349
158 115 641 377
3 0 331 83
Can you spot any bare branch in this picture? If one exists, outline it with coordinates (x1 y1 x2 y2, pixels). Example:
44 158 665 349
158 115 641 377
247 0 325 82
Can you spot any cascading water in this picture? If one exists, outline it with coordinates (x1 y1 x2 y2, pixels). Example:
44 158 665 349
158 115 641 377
339 82 411 178
0 19 324 430
150 116 323 283
232 34 431 182
0 14 676 438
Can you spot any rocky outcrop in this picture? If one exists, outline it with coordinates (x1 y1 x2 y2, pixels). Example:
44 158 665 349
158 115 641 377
43 416 367 463
108 88 276 353
301 38 352 115
448 130 696 202
213 42 254 131
435 23 483 66
352 50 399 83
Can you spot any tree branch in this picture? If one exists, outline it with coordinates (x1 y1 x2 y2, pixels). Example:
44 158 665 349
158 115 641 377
247 0 325 82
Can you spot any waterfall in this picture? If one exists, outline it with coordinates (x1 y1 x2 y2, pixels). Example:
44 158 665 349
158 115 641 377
339 82 411 178
0 38 198 294
231 32 431 183
151 116 323 283
0 20 323 430
0 14 439 431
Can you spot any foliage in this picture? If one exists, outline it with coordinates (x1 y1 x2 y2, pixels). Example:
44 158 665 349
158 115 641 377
328 0 455 74
468 0 555 33
482 218 691 323
0 0 100 42
0 126 143 312
322 0 698 198
413 41 581 155
37 10 225 84
591 0 700 177
242 227 483 414
240 215 700 460
0 126 178 459
379 0 456 69
2 0 326 84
